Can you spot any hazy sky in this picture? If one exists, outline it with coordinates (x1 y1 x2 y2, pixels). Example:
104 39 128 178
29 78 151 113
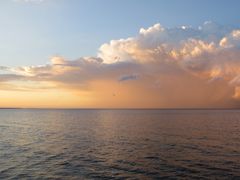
1 0 240 108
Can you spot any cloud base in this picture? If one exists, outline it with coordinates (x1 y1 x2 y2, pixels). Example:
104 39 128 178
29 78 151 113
1 22 240 108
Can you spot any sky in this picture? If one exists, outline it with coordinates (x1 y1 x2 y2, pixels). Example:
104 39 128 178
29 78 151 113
1 0 240 108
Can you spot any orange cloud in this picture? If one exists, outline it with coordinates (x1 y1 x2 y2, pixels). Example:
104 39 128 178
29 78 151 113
1 22 240 108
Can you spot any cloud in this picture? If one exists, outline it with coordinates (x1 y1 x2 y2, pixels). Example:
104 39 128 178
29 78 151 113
219 30 240 48
2 22 240 108
98 22 237 64
0 74 24 82
118 73 139 82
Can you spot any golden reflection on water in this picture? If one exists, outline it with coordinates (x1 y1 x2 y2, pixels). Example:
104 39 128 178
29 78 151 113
0 109 240 179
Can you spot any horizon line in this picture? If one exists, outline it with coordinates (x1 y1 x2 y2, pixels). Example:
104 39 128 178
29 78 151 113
1 107 240 110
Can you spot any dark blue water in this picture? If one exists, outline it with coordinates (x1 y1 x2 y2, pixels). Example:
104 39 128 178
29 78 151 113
0 109 240 179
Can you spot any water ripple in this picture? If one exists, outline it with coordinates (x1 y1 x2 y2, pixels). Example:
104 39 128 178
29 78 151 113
0 109 240 179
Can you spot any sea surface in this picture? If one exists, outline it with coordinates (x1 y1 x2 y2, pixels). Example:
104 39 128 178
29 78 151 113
0 109 240 179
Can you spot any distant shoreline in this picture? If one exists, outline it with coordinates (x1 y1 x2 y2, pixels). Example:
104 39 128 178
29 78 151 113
0 108 22 109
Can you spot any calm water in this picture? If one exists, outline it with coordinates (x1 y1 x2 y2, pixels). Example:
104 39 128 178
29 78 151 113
0 109 240 179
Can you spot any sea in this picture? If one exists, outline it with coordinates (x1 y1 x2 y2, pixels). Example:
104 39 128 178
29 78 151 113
0 109 240 179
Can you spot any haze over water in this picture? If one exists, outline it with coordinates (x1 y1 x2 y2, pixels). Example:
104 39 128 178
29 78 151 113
0 109 240 179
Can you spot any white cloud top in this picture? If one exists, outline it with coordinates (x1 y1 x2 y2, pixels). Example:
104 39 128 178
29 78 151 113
1 22 240 107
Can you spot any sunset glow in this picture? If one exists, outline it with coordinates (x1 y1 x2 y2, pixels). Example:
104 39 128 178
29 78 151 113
1 0 240 108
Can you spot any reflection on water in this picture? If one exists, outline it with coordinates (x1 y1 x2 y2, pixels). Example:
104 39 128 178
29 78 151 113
0 109 240 179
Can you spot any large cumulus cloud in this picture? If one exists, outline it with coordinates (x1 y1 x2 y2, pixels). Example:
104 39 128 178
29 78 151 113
1 22 240 108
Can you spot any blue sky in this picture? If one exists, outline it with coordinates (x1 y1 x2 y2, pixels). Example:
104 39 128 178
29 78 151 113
2 0 240 108
0 0 240 66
